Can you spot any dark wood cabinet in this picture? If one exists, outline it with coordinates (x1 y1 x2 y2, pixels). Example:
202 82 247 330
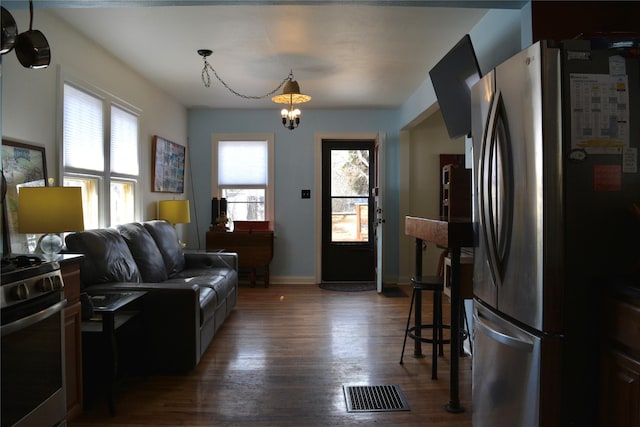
441 164 471 222
600 348 640 427
60 254 84 421
600 296 640 426
206 230 274 287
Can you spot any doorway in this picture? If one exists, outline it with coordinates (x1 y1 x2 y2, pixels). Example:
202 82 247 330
321 139 376 282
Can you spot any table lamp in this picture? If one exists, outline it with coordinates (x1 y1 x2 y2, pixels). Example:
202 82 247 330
158 199 190 247
18 186 84 260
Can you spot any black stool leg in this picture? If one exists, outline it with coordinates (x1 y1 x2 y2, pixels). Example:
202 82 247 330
437 291 445 356
400 287 417 365
432 290 439 379
431 291 444 380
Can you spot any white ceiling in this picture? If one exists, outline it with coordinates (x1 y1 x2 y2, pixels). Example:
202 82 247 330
19 1 522 110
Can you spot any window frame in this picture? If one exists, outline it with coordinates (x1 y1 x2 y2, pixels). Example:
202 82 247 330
211 133 275 222
59 75 141 229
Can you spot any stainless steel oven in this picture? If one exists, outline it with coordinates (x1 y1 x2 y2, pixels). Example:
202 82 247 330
1 259 67 427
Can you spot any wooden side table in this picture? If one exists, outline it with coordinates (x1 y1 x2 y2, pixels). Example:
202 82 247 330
206 229 274 287
59 254 84 421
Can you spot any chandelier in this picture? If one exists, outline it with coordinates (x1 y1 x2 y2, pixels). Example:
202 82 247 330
198 49 311 130
271 79 311 130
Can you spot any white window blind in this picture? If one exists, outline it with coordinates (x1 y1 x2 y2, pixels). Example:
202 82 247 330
110 105 139 175
63 84 104 171
63 78 141 229
218 140 267 185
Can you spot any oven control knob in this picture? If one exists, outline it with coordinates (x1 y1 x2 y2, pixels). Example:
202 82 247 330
37 277 54 292
13 283 29 300
52 275 64 290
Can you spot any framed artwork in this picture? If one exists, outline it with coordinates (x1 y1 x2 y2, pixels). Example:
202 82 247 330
152 135 185 193
1 139 48 254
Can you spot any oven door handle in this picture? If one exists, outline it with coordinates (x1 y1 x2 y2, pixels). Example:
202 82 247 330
1 298 67 337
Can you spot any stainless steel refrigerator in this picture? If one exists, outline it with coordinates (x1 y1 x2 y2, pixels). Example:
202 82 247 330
471 39 640 427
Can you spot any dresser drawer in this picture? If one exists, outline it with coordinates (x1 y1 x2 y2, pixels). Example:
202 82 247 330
606 298 640 356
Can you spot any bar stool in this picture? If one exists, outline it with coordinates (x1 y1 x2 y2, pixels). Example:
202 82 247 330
400 252 451 380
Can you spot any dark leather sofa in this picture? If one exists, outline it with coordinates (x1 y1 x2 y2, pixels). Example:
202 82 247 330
65 219 238 373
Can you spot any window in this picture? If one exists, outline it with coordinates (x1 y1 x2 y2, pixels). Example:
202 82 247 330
62 82 140 229
330 148 370 242
212 134 274 223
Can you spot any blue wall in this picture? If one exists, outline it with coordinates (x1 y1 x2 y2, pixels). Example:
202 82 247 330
187 6 527 283
188 108 401 281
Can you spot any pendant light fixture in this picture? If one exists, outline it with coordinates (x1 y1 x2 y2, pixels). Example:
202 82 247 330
271 77 311 130
1 7 18 55
197 49 311 130
15 0 50 69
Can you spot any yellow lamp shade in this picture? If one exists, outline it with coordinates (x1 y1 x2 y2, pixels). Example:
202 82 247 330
158 200 191 225
18 186 84 234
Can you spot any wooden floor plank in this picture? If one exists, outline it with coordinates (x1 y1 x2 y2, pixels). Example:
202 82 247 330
71 283 473 426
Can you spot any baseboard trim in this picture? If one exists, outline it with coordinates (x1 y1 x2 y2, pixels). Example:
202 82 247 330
267 276 402 286
269 276 317 285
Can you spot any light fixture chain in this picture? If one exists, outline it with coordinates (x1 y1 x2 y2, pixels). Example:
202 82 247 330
202 59 290 100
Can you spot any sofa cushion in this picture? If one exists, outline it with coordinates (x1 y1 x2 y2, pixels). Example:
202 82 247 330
143 220 186 277
117 223 168 282
165 272 236 327
168 270 237 306
197 286 218 326
65 228 141 285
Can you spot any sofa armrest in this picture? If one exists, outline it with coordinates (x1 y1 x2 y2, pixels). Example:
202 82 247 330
184 251 238 271
84 282 201 373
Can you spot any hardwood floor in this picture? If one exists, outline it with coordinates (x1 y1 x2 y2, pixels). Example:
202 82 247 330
70 283 473 426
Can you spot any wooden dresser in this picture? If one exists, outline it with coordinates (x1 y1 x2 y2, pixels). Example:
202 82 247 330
599 286 640 426
59 254 84 421
206 229 274 287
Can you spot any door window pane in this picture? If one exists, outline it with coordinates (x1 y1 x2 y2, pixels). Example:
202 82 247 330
330 149 370 242
331 197 369 242
331 149 369 197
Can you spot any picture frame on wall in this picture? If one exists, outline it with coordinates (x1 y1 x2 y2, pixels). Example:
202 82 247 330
1 139 48 254
152 135 185 193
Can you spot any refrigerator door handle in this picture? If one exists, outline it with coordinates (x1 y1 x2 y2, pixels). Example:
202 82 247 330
479 91 501 286
479 89 513 288
475 310 534 353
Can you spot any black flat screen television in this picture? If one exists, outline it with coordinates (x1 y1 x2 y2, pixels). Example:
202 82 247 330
429 34 482 140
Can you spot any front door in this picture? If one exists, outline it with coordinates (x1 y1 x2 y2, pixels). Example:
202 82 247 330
321 139 376 282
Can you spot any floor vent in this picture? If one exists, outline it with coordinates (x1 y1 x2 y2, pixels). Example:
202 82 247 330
343 384 410 412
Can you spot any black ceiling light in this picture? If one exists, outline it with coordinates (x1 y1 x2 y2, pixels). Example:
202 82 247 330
15 0 50 69
1 6 18 55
